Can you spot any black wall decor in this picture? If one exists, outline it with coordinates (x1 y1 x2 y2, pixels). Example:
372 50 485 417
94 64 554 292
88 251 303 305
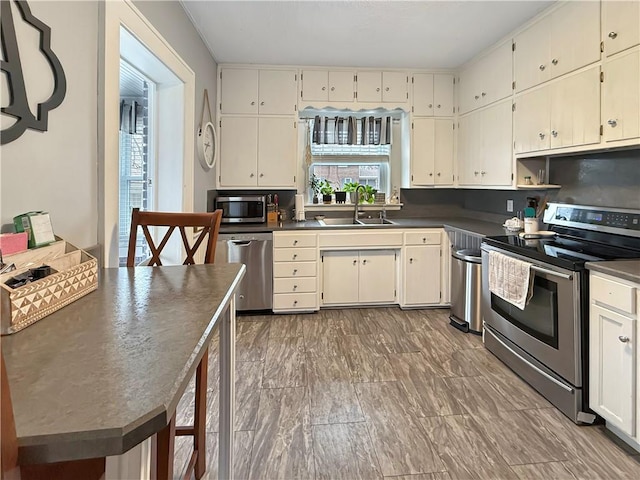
1 0 67 145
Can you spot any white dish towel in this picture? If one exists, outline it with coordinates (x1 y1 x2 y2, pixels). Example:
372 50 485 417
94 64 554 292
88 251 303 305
488 251 534 310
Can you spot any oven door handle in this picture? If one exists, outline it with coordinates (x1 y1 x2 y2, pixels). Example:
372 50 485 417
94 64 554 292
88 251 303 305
489 328 574 394
530 265 573 281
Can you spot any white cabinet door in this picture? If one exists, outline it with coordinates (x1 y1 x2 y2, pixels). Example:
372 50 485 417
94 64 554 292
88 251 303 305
220 68 259 114
484 41 514 104
458 63 481 114
322 251 359 305
258 70 297 115
403 246 440 305
603 1 640 57
481 101 513 186
411 118 435 185
434 119 454 185
433 74 454 116
359 250 396 304
219 117 258 187
457 113 481 185
301 70 328 102
514 87 550 153
549 67 601 149
257 118 296 187
329 71 355 102
412 73 434 116
382 72 408 103
357 71 382 102
603 48 640 143
514 16 551 93
549 1 601 79
589 303 636 436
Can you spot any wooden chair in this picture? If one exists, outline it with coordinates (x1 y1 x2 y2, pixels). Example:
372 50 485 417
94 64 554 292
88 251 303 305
127 208 223 480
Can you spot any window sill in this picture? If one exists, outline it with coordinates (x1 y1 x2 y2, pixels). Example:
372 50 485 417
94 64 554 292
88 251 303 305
304 203 403 211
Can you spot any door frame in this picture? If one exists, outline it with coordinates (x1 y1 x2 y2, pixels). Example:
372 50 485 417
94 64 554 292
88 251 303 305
99 0 195 267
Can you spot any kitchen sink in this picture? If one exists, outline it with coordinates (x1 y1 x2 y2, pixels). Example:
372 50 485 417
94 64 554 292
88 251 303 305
317 218 396 227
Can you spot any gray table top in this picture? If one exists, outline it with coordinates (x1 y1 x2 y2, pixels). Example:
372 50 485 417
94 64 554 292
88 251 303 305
586 260 640 284
3 264 245 465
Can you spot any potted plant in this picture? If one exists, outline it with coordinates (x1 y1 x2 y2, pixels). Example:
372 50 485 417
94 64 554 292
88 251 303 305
319 180 334 204
309 174 321 204
343 182 359 204
359 185 377 204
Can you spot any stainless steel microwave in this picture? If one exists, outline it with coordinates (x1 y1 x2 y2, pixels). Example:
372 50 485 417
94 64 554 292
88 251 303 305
214 196 266 223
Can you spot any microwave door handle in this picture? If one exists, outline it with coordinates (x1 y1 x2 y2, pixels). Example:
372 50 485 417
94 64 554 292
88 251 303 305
530 265 573 280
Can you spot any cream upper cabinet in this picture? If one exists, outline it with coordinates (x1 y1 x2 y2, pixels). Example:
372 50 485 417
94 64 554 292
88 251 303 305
301 70 354 102
603 48 640 143
219 117 296 188
603 1 640 57
458 100 513 187
411 118 454 186
514 1 600 93
459 40 513 114
220 68 296 115
357 71 407 103
514 66 601 154
413 73 454 116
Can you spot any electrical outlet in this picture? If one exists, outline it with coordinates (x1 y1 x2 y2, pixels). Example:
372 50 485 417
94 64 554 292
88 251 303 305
507 199 514 212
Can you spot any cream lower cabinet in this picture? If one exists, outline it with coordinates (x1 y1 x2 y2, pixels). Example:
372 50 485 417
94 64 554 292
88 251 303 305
321 250 397 306
589 271 638 448
401 230 442 307
273 232 319 313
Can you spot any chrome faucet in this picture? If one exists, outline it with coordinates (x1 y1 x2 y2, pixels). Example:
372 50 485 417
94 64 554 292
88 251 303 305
354 184 366 221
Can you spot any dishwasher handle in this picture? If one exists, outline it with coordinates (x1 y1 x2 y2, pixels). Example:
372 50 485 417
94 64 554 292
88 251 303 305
230 240 252 246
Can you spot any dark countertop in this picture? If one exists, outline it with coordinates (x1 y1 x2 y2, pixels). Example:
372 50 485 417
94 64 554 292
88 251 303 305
3 264 245 465
586 260 640 284
220 217 508 237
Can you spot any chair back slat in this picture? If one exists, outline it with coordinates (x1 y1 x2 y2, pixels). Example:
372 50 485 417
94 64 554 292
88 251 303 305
127 209 222 267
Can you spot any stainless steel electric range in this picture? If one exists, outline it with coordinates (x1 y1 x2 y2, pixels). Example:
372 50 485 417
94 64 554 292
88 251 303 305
481 203 640 424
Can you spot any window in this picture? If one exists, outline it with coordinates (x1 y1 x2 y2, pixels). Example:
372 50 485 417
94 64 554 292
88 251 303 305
310 163 388 195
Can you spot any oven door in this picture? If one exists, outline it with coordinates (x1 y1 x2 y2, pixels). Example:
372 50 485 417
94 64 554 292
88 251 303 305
481 244 582 386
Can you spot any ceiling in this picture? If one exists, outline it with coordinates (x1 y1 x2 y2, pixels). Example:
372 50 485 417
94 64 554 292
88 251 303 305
181 1 554 70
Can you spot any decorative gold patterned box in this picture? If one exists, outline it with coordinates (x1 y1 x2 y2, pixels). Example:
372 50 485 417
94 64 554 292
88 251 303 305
0 239 98 335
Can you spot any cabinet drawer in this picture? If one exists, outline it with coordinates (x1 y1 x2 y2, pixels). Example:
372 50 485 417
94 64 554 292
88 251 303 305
404 231 441 245
319 231 403 248
273 293 317 310
591 274 636 315
274 277 316 294
273 248 316 262
273 233 317 248
273 262 316 278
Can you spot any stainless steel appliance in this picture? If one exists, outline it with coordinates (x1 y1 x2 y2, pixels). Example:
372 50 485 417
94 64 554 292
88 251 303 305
481 203 640 424
450 249 483 334
216 232 273 311
214 196 266 224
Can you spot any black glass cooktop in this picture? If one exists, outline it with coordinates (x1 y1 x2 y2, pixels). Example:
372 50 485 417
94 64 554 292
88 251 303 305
483 234 640 271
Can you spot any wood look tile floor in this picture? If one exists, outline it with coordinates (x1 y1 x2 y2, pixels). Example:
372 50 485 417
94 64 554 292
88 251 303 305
174 308 640 480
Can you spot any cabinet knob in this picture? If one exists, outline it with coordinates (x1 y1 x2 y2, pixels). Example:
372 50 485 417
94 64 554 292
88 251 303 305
293 269 298 275
474 171 479 175
539 132 545 139
239 294 245 300
362 259 367 265
474 95 480 100
608 31 618 39
250 173 255 177
608 119 618 127
330 86 335 91
260 101 265 106
619 335 630 343
293 240 298 245
293 284 298 290
385 87 390 91
552 58 558 66
422 238 426 243
353 260 357 265
259 173 264 177
322 86 326 91
293 254 297 259
539 64 546 71
437 172 441 176
251 101 255 105
375 87 380 92
437 104 441 108
428 104 433 108
429 172 433 176
481 171 486 175
409 258 414 264
481 92 486 97
293 300 298 305
551 130 558 137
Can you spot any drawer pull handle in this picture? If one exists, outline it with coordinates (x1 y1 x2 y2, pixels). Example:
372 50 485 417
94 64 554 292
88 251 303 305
619 336 630 343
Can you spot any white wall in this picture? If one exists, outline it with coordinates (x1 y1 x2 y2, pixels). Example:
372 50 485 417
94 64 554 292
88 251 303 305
1 1 217 249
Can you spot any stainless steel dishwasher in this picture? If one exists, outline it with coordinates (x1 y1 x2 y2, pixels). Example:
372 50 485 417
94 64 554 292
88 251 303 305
215 232 273 311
